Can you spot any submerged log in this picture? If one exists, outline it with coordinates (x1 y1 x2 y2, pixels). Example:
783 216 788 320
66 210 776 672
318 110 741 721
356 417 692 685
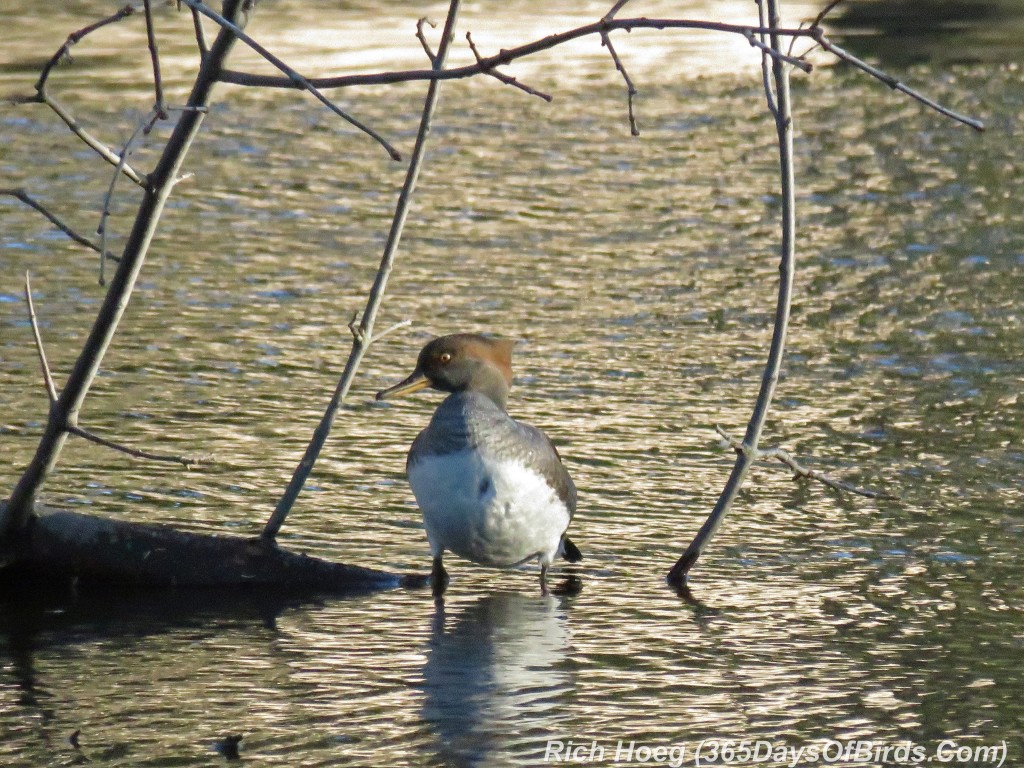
0 505 422 594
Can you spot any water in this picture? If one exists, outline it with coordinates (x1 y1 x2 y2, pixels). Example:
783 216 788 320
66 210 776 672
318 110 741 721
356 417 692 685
2 1 1023 766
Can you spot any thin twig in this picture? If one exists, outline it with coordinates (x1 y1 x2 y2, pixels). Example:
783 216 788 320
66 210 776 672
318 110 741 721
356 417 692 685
35 4 140 94
745 29 812 73
600 30 640 135
24 272 197 468
142 0 167 121
466 32 552 102
758 0 778 118
715 426 897 500
98 112 155 286
349 316 412 345
809 0 846 30
24 272 59 404
416 17 438 64
24 3 148 186
810 28 985 131
67 425 201 468
3 189 120 263
263 0 463 541
214 13 983 135
176 0 402 160
35 94 147 186
190 5 210 54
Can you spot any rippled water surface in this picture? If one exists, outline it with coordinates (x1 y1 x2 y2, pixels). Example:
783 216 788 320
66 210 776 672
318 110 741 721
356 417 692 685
2 1 1023 766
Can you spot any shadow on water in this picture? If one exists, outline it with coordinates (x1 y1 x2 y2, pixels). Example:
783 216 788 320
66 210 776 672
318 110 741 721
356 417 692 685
421 591 577 768
0 579 337 696
826 0 1024 66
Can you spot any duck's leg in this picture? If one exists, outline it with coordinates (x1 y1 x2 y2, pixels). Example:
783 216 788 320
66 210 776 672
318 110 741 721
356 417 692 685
430 555 449 597
539 563 549 596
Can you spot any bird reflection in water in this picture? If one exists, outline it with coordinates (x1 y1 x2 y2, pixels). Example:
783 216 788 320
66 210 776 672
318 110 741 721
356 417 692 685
420 592 576 767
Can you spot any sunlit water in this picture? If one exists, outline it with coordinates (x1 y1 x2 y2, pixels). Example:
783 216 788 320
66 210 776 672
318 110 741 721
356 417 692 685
2 1 1023 766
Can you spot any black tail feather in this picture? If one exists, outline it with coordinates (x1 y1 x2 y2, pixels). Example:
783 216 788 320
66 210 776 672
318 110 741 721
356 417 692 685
561 536 582 563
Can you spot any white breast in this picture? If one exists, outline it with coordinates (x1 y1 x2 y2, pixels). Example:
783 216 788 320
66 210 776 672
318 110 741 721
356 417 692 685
408 449 570 568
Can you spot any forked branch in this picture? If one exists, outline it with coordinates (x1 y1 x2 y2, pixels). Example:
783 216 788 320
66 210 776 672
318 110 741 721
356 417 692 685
3 189 120 263
2 0 252 536
465 32 552 102
19 3 149 186
713 426 897 500
23 272 201 469
600 1 640 136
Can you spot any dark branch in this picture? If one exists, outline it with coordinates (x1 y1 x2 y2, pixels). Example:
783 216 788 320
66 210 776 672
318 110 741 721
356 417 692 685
809 0 846 30
3 189 120 263
24 272 198 468
67 424 202 468
218 19 820 90
466 32 552 102
142 0 168 121
36 3 139 94
810 28 985 131
25 93 147 186
263 0 462 540
190 5 210 54
176 0 402 160
714 426 898 500
23 272 59 403
600 30 640 135
98 112 155 285
416 17 438 64
669 0 799 586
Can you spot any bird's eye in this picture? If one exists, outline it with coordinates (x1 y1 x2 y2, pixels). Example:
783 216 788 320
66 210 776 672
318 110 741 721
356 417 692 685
439 352 452 364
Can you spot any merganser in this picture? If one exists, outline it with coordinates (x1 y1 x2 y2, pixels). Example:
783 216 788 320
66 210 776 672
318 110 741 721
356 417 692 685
377 333 581 595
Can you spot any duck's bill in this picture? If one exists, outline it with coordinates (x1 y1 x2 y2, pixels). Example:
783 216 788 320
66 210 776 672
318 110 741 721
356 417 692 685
375 370 430 400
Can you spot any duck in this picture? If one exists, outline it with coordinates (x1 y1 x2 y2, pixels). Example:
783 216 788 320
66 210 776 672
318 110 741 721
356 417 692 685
376 333 581 596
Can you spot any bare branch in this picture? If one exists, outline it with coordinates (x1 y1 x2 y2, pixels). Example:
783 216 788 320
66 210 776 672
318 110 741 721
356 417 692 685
416 17 438 64
35 94 147 186
176 0 403 160
809 0 846 30
603 0 633 21
24 271 197 467
600 30 640 135
714 426 897 500
3 189 120 263
17 2 148 186
3 0 254 532
466 32 552 102
142 0 168 121
190 5 210 54
35 4 140 94
669 0 798 586
349 315 412 345
67 424 202 468
744 28 812 73
218 20 821 90
23 272 59 404
758 0 779 118
810 28 985 131
213 13 982 135
98 112 155 286
263 0 463 541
